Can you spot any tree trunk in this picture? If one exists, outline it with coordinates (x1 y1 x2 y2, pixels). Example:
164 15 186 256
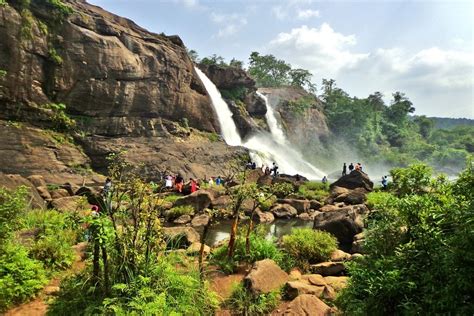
101 245 109 296
227 215 239 259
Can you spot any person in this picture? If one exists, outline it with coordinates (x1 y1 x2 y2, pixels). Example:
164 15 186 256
215 176 222 186
355 163 361 171
246 160 253 169
322 176 328 184
175 174 184 193
295 174 301 181
165 175 173 189
262 164 267 173
190 178 198 193
103 178 112 196
348 163 354 173
342 163 347 176
208 177 214 187
251 162 257 170
272 162 279 178
265 166 270 175
381 176 388 189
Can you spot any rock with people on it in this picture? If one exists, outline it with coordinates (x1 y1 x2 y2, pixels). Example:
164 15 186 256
173 189 214 212
330 169 374 192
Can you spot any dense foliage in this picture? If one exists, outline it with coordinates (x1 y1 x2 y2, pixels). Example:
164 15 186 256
337 163 474 314
226 283 280 316
282 228 337 271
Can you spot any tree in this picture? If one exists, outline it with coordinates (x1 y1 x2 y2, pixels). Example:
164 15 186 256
200 54 226 66
289 68 316 93
414 115 434 139
385 92 415 125
187 49 199 63
248 52 291 87
229 58 243 69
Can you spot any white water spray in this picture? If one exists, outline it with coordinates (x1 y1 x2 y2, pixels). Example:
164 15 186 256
195 66 325 179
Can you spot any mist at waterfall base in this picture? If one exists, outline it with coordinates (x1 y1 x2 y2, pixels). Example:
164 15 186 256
195 67 325 180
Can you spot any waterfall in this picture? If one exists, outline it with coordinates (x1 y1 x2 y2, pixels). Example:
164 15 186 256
194 67 242 146
195 66 325 180
256 91 286 145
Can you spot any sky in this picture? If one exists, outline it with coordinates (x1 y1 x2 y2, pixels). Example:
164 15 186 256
88 0 474 119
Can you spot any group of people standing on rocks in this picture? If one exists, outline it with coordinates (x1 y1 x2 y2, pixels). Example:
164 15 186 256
164 174 223 193
342 162 363 176
247 160 280 178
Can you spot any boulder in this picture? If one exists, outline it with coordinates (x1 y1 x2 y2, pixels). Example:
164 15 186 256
324 276 349 292
174 190 213 212
211 195 232 210
244 259 289 294
297 212 314 221
310 262 346 276
289 269 302 281
309 200 323 210
286 281 325 299
330 170 373 192
351 232 365 254
257 174 273 186
330 249 352 262
313 204 368 244
277 199 310 213
283 294 331 316
302 274 327 286
50 189 71 199
173 214 192 224
162 227 200 249
27 175 47 188
253 210 275 224
0 174 45 209
36 186 52 201
270 204 298 219
186 242 210 256
191 214 210 227
333 187 368 205
50 196 87 213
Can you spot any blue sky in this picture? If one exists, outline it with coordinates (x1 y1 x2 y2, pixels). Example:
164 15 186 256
88 0 473 118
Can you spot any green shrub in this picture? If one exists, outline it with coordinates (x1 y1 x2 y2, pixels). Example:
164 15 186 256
163 193 181 203
42 103 76 131
298 181 329 201
49 253 219 315
164 205 194 220
282 228 337 270
210 227 286 273
365 191 395 209
226 283 280 315
0 242 47 312
48 47 63 65
0 186 28 242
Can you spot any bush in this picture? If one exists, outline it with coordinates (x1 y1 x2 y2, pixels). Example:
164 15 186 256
210 227 286 273
164 205 194 220
21 210 77 270
282 228 337 270
226 283 280 315
0 186 28 242
0 242 47 312
162 193 181 203
49 253 219 315
365 191 395 210
298 181 329 201
336 164 474 315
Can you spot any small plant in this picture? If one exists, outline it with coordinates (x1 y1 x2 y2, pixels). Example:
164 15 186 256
163 193 182 203
298 181 329 201
164 205 194 220
0 69 6 78
226 283 280 315
206 132 220 142
282 228 337 270
48 47 63 65
42 103 76 131
366 191 394 210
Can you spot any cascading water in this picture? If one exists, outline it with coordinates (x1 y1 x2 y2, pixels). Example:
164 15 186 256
195 66 325 179
194 67 242 146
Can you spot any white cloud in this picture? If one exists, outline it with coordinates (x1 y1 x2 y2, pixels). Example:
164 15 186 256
268 24 369 75
174 0 199 9
297 9 320 19
266 23 474 118
210 12 247 38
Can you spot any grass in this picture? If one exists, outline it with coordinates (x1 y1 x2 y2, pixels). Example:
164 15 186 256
298 181 330 201
164 205 195 220
226 283 280 315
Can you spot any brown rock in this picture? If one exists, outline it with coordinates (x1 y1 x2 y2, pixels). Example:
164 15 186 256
50 189 71 199
36 186 52 201
330 249 352 262
330 170 374 192
43 286 60 296
174 190 213 212
173 214 192 224
271 204 298 218
253 210 275 224
27 175 47 188
302 274 327 286
244 259 289 294
283 294 331 316
324 276 349 292
186 242 210 256
333 187 368 205
297 212 314 221
277 199 310 213
286 281 325 299
191 214 210 227
50 196 87 213
212 195 232 210
289 269 302 280
310 262 346 276
309 200 323 210
0 173 45 209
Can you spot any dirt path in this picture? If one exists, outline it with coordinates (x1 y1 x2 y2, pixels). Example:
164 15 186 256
5 242 87 316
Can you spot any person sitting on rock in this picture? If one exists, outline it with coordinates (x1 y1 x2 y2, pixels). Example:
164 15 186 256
381 176 388 189
208 177 214 187
190 178 198 193
165 175 173 189
215 176 222 186
251 162 257 170
342 163 347 176
349 163 354 173
355 163 361 171
322 176 328 184
272 162 279 178
175 174 184 193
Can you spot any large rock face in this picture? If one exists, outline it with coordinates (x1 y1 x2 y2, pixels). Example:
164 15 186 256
0 1 244 180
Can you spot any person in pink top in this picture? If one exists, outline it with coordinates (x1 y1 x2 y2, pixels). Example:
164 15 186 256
190 178 198 193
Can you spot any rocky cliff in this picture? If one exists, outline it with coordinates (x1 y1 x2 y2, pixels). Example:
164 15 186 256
0 0 244 183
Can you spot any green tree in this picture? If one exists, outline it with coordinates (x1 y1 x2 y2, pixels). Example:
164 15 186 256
248 51 291 87
229 58 243 69
289 68 316 92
